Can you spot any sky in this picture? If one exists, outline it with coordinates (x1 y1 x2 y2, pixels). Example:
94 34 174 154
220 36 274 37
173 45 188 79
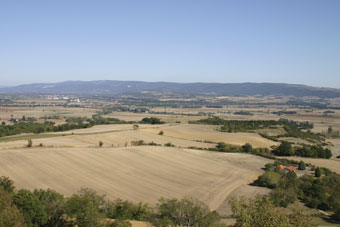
0 0 339 88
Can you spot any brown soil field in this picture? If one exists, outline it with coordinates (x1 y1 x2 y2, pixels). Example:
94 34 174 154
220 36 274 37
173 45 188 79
141 124 278 148
0 146 270 211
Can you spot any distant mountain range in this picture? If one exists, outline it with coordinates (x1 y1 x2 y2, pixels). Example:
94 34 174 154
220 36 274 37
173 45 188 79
0 80 340 98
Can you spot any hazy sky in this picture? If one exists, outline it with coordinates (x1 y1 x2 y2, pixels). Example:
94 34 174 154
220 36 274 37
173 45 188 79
1 0 339 87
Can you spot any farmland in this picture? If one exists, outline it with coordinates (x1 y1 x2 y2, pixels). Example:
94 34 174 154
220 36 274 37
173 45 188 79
1 94 340 226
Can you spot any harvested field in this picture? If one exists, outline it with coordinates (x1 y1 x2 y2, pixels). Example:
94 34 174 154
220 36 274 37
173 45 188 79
141 124 278 148
0 147 270 211
0 125 215 150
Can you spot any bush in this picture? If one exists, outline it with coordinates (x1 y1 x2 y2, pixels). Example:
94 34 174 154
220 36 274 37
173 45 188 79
256 171 281 189
131 140 145 146
99 141 104 147
164 142 175 147
158 130 164 135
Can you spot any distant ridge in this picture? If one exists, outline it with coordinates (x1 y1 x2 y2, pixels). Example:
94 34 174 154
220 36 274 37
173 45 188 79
1 80 340 98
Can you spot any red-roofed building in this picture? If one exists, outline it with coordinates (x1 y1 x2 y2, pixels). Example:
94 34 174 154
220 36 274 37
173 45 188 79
273 165 298 172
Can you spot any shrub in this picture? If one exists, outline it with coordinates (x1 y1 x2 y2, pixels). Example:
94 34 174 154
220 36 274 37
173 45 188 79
256 171 281 189
99 141 104 147
164 142 175 147
158 130 164 135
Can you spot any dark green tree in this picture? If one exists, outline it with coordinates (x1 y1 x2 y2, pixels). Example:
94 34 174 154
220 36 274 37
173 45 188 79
273 141 293 156
241 143 253 153
64 188 105 227
315 167 321 177
14 189 47 227
33 188 65 226
0 176 15 193
298 161 306 170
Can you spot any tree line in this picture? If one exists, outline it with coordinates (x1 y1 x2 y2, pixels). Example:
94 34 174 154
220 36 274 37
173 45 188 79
0 116 164 138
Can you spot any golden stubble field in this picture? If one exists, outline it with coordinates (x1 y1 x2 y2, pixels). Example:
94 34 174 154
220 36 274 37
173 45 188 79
0 146 270 212
141 124 278 148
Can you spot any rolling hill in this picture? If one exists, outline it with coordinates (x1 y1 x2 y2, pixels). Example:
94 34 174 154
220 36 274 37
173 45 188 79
1 80 340 98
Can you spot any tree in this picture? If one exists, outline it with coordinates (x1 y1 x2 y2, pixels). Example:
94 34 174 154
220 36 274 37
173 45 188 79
256 171 281 189
229 195 315 227
27 139 33 148
0 176 15 193
315 167 321 177
64 188 105 227
328 126 333 134
14 189 47 227
298 161 306 170
33 188 65 226
0 189 26 227
99 141 103 147
242 143 253 153
105 199 150 221
273 141 293 156
151 198 223 227
216 142 227 150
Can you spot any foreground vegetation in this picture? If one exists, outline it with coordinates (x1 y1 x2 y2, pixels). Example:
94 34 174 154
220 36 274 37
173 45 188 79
255 160 340 222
